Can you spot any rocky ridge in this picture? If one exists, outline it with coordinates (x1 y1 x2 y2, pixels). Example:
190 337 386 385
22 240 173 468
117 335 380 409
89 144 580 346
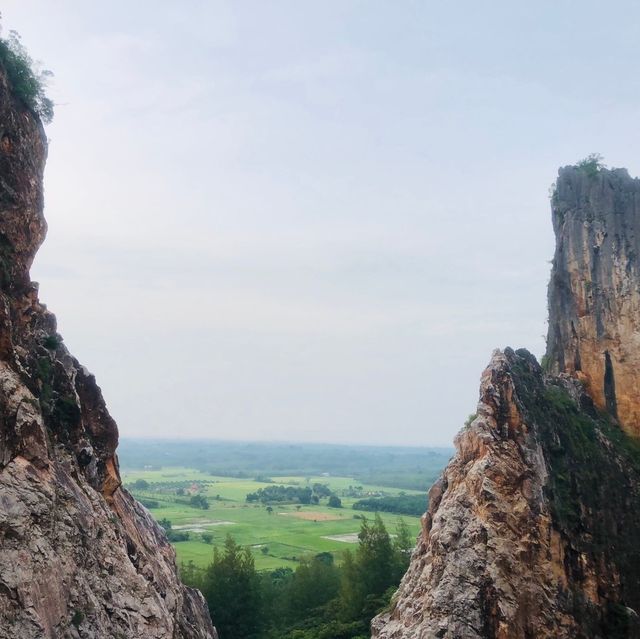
0 64 216 638
372 164 640 638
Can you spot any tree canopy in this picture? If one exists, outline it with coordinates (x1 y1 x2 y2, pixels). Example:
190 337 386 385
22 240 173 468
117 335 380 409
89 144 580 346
0 19 53 123
182 514 415 639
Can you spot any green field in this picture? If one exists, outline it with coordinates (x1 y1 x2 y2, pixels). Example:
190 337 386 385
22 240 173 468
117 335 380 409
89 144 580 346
122 467 425 571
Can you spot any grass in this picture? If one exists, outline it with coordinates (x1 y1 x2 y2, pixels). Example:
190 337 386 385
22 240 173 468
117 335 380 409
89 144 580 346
121 467 424 571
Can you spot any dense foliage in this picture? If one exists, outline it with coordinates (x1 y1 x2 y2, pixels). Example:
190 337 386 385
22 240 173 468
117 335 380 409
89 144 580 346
190 494 210 509
246 483 336 505
246 485 314 504
0 23 53 122
576 153 605 177
352 493 426 516
182 514 413 639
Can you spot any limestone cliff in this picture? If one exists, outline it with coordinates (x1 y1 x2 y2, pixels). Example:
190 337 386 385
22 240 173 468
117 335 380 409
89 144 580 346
372 164 640 639
373 349 640 638
0 64 216 637
546 165 640 436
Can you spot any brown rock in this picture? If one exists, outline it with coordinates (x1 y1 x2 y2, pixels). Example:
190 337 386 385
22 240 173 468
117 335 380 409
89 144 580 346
546 165 640 436
372 349 640 638
0 58 216 638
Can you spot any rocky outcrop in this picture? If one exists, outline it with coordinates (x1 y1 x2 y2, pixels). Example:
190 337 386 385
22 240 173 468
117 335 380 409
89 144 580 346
0 63 216 638
372 163 640 638
373 348 640 638
546 165 640 436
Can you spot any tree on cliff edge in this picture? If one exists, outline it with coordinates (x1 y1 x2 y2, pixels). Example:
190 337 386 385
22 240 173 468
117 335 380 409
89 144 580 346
0 17 53 122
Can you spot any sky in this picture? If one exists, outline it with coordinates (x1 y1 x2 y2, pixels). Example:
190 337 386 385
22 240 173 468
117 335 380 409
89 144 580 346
3 1 640 446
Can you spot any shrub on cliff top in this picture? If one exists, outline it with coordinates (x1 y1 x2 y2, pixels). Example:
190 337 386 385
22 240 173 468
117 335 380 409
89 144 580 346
0 18 53 123
576 153 605 178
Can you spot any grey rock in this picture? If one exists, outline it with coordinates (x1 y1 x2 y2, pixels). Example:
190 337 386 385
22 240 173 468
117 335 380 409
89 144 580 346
0 60 216 638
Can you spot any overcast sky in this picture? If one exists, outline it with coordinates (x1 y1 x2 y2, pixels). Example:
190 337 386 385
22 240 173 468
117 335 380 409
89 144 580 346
3 1 640 446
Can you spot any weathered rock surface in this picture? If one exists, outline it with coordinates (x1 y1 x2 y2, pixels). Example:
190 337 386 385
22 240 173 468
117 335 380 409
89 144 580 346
373 348 640 638
547 165 640 436
373 163 640 638
0 63 216 638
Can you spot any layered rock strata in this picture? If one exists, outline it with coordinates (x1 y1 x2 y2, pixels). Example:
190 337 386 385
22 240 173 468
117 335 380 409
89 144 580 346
0 64 216 638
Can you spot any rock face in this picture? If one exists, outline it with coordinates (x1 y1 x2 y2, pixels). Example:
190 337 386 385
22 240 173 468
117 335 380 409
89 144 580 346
546 165 640 436
373 349 640 638
372 164 640 639
0 66 216 638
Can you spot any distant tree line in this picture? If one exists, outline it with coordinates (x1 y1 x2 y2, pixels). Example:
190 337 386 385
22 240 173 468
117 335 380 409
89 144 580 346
352 493 426 517
246 483 338 506
118 439 452 492
181 514 412 639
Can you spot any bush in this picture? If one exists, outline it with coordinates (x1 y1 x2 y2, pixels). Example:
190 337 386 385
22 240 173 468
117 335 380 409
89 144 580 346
43 335 60 350
576 153 605 178
167 529 189 542
464 413 477 427
71 610 84 628
189 494 210 509
158 518 172 531
328 495 342 508
0 24 53 122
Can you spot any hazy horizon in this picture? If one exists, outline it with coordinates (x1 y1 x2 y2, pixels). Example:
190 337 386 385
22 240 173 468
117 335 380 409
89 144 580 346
118 434 455 450
4 1 640 446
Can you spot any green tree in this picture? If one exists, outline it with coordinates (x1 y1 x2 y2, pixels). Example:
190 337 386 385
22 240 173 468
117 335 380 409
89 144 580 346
288 553 340 620
357 514 394 596
328 495 342 508
0 21 54 122
576 153 605 177
180 560 204 589
202 535 262 639
339 514 396 622
259 567 294 633
190 494 210 509
158 518 171 531
338 549 363 621
392 518 413 580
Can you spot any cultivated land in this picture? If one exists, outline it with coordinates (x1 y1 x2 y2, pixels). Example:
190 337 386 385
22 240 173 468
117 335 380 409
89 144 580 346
121 467 426 571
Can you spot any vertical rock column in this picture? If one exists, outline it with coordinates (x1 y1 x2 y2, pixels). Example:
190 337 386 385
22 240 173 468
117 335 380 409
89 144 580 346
546 165 640 436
